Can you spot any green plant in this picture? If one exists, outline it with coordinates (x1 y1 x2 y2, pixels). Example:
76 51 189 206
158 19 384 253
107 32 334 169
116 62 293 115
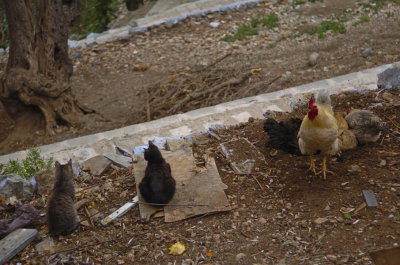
221 24 258 42
353 15 370 26
305 20 346 39
0 147 54 178
260 14 279 29
70 0 122 39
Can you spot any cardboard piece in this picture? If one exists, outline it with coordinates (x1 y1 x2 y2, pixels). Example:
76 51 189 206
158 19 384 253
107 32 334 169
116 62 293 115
370 247 400 265
134 146 230 222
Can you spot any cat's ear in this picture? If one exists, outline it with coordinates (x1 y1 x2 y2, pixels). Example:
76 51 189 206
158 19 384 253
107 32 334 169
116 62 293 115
67 159 72 166
55 161 60 168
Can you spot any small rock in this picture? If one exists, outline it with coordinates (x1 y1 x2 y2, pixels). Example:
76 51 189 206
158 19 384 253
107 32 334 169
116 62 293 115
314 217 328 225
299 220 308 228
71 52 81 59
308 52 319 66
379 159 386 167
377 62 400 90
259 217 267 224
133 62 148 71
324 205 331 211
0 48 5 54
323 66 330 72
361 48 373 58
240 195 246 200
129 20 138 27
35 237 55 255
348 164 361 173
182 259 194 265
210 21 220 28
236 253 246 261
0 174 37 201
326 255 337 261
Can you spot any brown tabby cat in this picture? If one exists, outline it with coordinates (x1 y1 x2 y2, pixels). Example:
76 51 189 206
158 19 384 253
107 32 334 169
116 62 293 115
47 159 78 237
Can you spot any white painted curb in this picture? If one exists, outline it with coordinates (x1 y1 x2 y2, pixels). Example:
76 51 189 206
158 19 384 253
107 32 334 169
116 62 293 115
0 63 392 164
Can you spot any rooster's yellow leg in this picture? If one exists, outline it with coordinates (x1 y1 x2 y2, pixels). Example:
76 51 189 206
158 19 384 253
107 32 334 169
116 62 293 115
321 156 335 180
309 155 317 175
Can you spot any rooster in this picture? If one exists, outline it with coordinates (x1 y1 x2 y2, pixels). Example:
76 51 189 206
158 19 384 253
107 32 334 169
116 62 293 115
263 117 302 155
298 89 339 180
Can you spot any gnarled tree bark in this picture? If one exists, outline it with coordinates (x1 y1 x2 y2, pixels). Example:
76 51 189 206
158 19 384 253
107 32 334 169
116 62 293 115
0 0 91 136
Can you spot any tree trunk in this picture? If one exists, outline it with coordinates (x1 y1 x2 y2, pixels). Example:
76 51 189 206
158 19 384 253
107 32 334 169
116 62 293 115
0 0 89 136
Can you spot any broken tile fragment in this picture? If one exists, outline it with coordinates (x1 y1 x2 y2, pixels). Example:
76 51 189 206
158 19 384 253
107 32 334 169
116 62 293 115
363 190 378 207
0 228 38 264
81 155 111 176
104 153 132 168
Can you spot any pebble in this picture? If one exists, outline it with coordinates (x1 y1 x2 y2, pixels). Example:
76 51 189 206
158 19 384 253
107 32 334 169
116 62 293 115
129 20 138 27
314 217 328 224
326 255 337 261
348 164 361 173
133 62 148 71
299 220 308 228
210 21 220 28
259 217 267 224
71 52 81 58
361 48 373 58
236 253 247 261
308 52 319 66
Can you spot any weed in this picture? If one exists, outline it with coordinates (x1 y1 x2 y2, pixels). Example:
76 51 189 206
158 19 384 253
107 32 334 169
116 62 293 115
353 15 370 26
0 147 54 178
251 14 279 29
305 20 346 39
223 13 279 42
221 25 258 42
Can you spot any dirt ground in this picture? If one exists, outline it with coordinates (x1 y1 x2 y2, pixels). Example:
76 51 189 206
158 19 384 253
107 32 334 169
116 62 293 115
0 0 400 155
1 89 400 264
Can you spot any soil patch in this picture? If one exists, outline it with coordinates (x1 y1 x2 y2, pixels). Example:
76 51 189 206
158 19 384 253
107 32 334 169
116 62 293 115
2 89 400 264
0 1 400 156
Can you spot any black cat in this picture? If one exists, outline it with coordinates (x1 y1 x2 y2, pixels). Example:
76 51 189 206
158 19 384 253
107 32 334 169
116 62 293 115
139 141 176 207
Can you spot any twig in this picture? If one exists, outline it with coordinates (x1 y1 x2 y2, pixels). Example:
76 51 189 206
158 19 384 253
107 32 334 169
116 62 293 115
84 206 95 227
191 53 232 72
168 72 252 114
75 175 133 194
251 175 267 194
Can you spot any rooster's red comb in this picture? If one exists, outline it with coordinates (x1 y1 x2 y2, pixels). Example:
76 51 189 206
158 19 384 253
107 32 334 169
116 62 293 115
308 96 316 109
